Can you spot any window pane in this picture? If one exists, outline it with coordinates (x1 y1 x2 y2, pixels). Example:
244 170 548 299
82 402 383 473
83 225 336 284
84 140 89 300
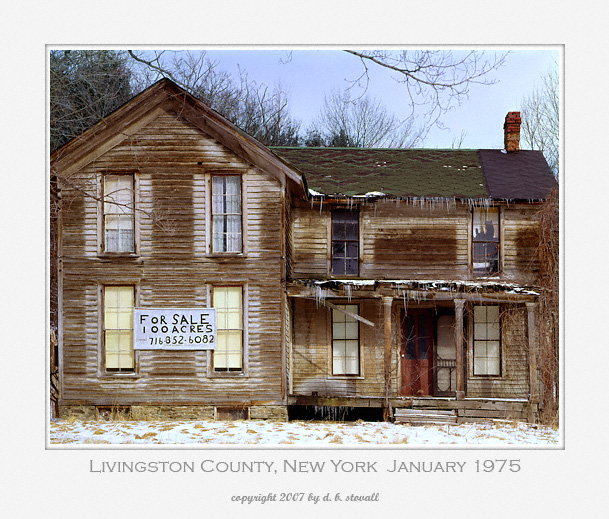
333 322 346 339
345 357 359 375
487 357 500 376
474 358 486 375
474 321 487 340
487 321 500 340
345 222 358 240
486 341 500 359
106 330 120 352
474 305 487 323
486 305 499 322
345 322 359 340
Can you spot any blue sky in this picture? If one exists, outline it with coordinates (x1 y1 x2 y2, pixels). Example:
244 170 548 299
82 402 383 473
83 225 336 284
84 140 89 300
201 48 559 149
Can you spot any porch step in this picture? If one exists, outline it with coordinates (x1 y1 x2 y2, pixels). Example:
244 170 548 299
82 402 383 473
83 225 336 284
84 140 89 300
394 408 458 425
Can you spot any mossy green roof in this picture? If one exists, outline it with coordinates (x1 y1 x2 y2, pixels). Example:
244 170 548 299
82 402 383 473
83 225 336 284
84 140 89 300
271 147 488 198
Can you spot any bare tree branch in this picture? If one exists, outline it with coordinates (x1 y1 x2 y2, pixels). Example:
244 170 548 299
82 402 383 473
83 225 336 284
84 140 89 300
520 60 559 178
343 50 508 130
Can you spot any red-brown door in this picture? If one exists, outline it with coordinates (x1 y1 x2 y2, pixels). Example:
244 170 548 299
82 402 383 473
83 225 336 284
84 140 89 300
401 310 434 396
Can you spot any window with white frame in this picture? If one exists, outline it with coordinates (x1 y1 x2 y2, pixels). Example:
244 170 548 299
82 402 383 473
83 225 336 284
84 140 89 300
103 174 135 253
104 286 134 372
332 304 360 375
473 305 501 376
211 175 242 253
212 286 243 371
472 207 499 275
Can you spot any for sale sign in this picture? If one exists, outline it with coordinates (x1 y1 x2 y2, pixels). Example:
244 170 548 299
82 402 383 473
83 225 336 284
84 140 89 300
134 308 217 350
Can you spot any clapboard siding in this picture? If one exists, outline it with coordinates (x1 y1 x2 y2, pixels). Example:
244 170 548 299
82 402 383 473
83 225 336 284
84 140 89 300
291 200 541 284
291 299 392 398
59 109 287 407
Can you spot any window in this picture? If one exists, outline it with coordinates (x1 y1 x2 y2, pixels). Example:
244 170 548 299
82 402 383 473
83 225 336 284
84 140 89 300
472 207 499 275
212 176 242 253
332 209 359 275
212 286 243 371
332 304 360 375
473 305 501 376
103 174 135 253
104 286 134 372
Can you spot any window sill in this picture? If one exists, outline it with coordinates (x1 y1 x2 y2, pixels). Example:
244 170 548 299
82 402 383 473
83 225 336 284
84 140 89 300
99 372 141 379
208 371 248 378
207 253 247 259
328 375 364 380
98 252 140 260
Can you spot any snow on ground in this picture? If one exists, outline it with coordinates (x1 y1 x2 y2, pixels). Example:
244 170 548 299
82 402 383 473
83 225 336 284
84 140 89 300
49 419 559 446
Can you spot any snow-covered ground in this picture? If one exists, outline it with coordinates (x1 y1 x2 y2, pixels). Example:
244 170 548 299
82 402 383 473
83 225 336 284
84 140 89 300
49 418 559 446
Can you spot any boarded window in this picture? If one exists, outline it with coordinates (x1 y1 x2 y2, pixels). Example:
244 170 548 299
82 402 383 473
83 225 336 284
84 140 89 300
332 209 359 275
332 304 360 375
103 175 134 253
104 286 134 372
472 207 499 275
212 176 242 253
473 305 501 376
213 286 243 371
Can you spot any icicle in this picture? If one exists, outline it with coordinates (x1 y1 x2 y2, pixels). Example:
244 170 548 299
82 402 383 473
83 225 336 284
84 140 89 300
344 283 352 302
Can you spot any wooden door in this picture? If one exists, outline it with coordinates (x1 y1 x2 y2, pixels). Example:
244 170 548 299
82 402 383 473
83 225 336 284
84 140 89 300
401 310 434 396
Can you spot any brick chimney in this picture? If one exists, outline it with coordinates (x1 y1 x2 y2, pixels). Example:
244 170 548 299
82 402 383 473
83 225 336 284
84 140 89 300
503 111 521 152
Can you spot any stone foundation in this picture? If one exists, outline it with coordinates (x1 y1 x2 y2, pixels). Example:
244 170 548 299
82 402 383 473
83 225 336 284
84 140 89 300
58 404 288 421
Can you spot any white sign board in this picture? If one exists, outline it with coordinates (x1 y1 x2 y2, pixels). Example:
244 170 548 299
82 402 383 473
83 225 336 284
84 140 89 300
134 308 217 350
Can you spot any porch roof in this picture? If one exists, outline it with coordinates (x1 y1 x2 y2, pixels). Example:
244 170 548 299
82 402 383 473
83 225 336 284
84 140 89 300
287 278 540 303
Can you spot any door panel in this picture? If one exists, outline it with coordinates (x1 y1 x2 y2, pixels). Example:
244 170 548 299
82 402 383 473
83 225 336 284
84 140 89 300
435 314 457 396
401 310 433 396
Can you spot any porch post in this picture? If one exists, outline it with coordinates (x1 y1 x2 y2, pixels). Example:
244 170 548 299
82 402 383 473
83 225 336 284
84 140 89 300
526 302 539 405
454 299 465 400
382 296 393 421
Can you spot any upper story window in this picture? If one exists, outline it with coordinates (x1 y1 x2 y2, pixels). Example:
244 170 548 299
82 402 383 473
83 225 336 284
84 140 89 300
473 305 501 376
212 175 242 253
103 286 134 372
472 207 499 275
103 174 135 253
332 209 359 276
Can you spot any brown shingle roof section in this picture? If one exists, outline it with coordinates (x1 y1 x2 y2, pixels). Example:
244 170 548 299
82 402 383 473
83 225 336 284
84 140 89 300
478 149 557 200
272 147 555 200
272 148 488 198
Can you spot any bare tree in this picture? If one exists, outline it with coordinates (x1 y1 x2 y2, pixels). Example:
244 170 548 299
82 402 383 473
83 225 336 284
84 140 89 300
307 90 424 148
50 50 133 152
520 61 559 178
127 50 301 146
344 50 507 130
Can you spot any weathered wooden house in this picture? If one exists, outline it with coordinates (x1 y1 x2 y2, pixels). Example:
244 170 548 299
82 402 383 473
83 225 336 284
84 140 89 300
52 79 557 423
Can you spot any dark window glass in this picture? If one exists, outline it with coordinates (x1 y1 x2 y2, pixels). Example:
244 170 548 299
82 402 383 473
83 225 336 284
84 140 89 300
332 209 359 275
404 315 416 359
417 314 429 360
472 207 500 275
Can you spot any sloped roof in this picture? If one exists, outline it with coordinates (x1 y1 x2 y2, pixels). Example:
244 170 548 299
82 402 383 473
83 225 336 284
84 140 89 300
272 147 557 200
51 79 307 197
